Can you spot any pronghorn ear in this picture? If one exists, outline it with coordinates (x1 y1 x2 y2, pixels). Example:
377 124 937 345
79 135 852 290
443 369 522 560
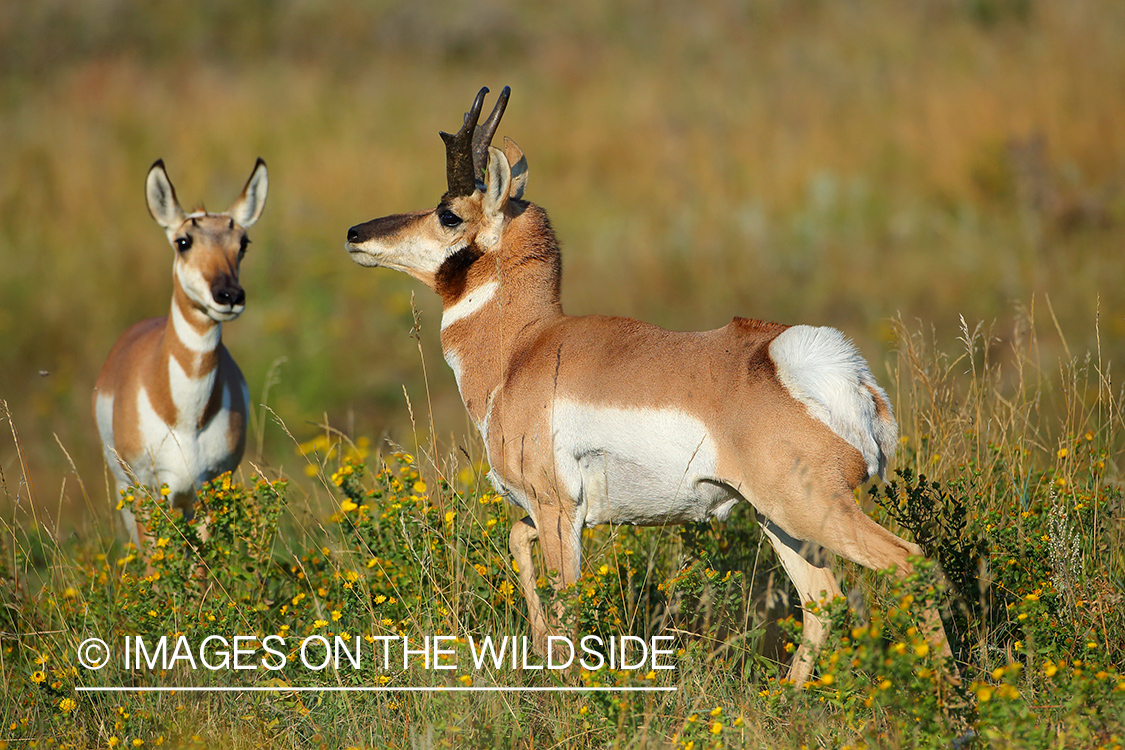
146 160 185 230
482 146 511 219
227 158 269 228
503 137 528 201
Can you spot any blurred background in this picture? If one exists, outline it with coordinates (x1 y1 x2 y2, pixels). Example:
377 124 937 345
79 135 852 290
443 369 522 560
1 0 1122 533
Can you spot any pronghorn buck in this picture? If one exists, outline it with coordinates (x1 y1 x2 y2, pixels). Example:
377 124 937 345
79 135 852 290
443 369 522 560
345 87 952 685
94 159 267 547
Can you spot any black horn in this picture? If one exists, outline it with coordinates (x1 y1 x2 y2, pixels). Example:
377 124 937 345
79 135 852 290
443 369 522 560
440 87 489 197
472 86 510 182
439 86 511 197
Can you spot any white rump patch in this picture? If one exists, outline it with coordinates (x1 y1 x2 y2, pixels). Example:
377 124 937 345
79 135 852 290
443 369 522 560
441 280 498 331
769 325 897 478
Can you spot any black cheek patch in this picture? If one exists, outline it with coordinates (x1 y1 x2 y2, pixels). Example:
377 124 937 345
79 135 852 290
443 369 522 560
435 244 484 302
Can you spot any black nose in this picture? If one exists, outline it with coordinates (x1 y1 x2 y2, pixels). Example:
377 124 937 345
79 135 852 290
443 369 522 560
347 226 360 243
214 285 245 307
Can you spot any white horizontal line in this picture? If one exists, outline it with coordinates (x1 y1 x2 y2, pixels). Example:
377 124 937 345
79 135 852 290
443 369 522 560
76 686 676 693
440 279 499 331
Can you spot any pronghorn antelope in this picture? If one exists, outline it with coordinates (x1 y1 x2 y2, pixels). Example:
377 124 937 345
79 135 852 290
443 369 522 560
345 87 953 685
94 159 267 547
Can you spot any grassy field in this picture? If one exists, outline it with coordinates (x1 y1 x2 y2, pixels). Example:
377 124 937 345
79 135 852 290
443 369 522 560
2 0 1125 747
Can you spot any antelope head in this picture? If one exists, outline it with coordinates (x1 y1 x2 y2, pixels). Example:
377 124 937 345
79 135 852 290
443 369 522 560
345 86 529 293
146 158 269 322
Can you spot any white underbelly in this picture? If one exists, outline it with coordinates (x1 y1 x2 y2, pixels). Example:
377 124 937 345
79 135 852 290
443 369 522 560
551 400 741 526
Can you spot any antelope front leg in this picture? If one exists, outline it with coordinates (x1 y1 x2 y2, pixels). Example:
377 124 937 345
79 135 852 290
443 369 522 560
509 512 582 661
509 517 550 653
171 489 212 580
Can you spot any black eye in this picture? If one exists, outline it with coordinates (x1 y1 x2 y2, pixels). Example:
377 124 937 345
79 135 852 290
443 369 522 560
438 209 462 228
239 235 250 254
175 236 192 252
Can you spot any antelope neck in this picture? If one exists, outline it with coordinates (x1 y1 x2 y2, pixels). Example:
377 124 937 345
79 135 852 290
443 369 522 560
437 205 562 426
166 277 223 408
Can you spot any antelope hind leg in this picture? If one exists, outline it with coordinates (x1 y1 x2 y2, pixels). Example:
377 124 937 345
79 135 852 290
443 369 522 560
760 520 843 687
786 493 957 676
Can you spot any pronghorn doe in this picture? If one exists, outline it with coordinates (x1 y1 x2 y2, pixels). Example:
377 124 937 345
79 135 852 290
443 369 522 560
345 88 953 685
94 159 267 547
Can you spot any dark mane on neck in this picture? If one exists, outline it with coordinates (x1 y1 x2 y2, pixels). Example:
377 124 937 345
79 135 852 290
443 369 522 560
435 244 485 302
